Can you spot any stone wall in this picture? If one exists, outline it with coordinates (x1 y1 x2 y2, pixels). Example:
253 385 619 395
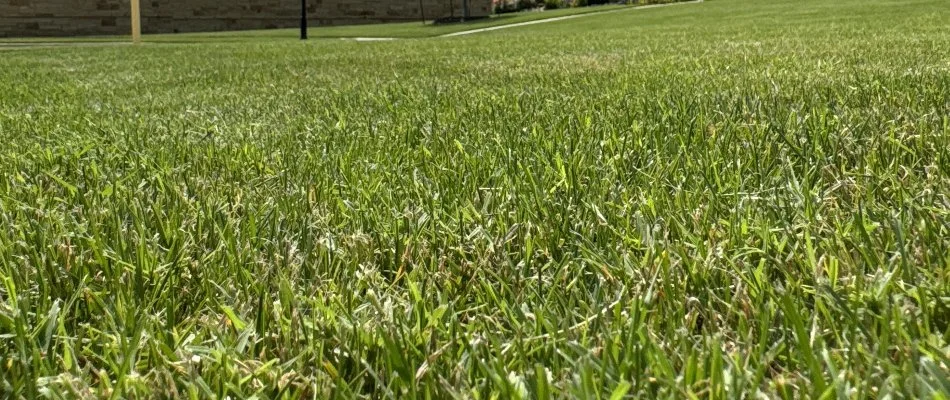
0 0 492 37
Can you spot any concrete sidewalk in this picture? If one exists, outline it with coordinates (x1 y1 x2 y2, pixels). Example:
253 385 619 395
441 0 702 37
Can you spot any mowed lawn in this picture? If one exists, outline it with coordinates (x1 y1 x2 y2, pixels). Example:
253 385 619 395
0 3 634 42
1 0 949 398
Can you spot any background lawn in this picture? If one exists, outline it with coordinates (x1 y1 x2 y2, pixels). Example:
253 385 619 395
0 3 633 43
1 0 948 398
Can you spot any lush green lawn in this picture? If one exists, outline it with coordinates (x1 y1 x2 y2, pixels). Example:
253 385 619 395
0 4 632 43
1 0 949 398
195 4 634 39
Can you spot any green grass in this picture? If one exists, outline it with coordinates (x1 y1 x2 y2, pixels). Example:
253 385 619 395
1 0 949 398
0 4 631 43
208 4 632 39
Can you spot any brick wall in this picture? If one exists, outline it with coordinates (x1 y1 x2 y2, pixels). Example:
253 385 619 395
0 0 493 37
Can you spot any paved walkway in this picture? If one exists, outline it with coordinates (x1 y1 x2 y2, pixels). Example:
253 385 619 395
346 37 398 42
441 0 702 37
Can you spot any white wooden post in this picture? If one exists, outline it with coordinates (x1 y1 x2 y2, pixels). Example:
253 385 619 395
131 0 141 43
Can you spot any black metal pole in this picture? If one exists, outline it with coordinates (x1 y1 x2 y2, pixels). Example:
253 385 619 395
419 0 426 25
300 0 308 40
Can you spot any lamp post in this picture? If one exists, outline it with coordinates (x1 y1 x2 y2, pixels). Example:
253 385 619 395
300 0 308 40
419 0 426 24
